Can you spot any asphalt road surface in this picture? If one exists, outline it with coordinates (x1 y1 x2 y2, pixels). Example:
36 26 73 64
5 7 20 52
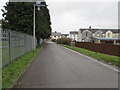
14 41 118 88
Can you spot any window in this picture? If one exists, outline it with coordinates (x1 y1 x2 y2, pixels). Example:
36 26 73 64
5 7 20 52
106 41 113 44
108 33 111 37
116 41 120 45
97 34 100 37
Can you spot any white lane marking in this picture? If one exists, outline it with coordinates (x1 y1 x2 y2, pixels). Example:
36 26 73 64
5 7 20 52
61 45 119 72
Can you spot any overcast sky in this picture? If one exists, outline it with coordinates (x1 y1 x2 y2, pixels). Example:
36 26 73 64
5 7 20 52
0 0 119 34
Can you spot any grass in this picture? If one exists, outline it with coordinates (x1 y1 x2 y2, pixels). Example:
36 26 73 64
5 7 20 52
2 44 43 88
60 44 120 66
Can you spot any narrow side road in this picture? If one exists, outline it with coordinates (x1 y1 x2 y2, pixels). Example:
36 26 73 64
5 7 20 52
14 41 118 88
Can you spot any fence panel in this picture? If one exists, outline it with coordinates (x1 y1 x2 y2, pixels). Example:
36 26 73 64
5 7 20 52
75 42 120 57
1 28 38 67
1 29 10 67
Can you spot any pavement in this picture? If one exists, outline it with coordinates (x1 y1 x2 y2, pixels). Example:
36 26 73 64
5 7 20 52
14 41 118 88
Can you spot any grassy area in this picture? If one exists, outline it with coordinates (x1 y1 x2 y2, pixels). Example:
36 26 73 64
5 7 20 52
60 44 120 66
2 44 43 88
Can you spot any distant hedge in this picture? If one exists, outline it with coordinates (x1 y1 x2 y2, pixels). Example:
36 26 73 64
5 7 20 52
56 37 72 46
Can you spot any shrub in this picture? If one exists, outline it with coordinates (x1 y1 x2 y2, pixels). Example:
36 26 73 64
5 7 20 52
57 37 72 46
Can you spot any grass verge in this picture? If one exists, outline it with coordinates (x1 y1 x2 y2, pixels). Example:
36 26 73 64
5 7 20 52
60 44 120 66
2 44 43 88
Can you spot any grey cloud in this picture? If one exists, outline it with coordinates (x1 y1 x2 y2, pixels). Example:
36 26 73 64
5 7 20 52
47 1 118 33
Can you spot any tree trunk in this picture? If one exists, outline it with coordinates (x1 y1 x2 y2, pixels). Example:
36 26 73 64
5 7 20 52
37 37 40 47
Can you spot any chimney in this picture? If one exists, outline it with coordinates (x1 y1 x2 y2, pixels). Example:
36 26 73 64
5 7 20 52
89 26 91 30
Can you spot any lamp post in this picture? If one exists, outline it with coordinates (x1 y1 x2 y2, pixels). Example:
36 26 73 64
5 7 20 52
33 3 36 51
33 0 46 50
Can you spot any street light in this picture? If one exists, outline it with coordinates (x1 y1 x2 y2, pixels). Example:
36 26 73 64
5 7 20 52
36 1 41 10
33 0 46 50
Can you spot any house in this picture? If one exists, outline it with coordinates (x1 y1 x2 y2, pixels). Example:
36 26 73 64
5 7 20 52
61 34 69 38
51 31 61 40
71 26 119 43
51 31 69 40
69 31 78 41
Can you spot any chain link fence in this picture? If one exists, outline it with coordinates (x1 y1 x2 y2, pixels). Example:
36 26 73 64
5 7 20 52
0 28 41 68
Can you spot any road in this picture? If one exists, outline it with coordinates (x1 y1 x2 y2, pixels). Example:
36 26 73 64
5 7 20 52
14 41 118 88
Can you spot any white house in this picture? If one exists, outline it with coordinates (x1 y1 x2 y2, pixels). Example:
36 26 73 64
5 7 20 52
51 31 61 40
77 27 119 42
69 31 78 41
51 31 69 40
61 34 69 38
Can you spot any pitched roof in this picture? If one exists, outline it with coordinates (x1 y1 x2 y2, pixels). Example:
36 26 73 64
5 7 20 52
52 32 61 36
70 31 78 34
80 29 119 33
61 34 69 36
109 29 119 33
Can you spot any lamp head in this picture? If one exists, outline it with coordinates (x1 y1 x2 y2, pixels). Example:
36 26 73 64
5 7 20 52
36 0 41 7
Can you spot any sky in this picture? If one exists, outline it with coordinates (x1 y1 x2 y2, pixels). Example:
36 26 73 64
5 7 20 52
0 0 119 34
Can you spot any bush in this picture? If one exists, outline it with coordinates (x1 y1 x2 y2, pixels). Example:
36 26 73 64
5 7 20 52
57 37 72 46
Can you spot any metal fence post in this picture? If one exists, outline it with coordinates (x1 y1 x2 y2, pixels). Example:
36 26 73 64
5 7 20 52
8 30 12 63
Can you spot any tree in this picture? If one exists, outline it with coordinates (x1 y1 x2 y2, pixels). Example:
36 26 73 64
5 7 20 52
2 1 51 45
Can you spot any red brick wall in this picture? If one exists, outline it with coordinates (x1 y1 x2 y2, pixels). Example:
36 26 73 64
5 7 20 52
75 42 120 57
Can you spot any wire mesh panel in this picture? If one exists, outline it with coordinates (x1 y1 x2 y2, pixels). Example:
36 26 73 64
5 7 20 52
1 29 10 67
1 29 38 67
10 31 25 61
